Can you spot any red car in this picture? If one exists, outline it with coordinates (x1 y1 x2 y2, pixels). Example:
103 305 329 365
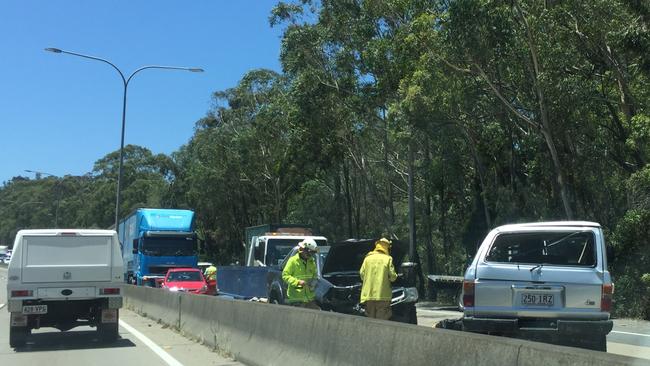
161 268 212 295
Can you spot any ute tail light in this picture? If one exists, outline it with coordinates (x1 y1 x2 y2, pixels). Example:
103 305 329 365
462 280 475 308
100 288 120 295
601 283 614 312
11 290 33 297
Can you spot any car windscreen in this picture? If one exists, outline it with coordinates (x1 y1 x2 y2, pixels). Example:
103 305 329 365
142 236 196 256
485 231 596 266
167 271 202 282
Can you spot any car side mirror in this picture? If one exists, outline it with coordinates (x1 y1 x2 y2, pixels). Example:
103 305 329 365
132 239 139 254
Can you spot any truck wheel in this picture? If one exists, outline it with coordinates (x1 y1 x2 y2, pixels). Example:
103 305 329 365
9 326 28 348
97 310 119 342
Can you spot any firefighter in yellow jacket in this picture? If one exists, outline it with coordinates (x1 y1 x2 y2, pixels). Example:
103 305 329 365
282 238 320 309
360 238 397 320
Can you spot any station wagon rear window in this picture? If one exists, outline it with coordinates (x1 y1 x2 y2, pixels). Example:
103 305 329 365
485 231 596 266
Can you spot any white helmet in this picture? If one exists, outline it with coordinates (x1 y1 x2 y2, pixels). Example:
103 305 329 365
298 238 318 252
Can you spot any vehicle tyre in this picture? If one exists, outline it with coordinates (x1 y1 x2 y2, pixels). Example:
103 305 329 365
269 290 284 305
407 305 418 325
584 334 607 352
9 326 29 348
97 310 119 342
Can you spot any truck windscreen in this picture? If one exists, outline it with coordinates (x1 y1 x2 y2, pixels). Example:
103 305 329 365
267 238 327 266
142 237 196 256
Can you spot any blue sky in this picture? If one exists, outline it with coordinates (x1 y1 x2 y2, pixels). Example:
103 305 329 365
0 1 283 184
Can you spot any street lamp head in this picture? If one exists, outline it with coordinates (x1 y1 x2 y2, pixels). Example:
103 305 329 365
188 68 204 73
44 47 63 53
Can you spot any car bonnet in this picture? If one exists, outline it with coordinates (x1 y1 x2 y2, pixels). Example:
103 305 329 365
321 238 407 274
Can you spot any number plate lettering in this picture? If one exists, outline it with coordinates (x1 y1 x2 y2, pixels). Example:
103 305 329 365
521 293 554 306
22 305 48 314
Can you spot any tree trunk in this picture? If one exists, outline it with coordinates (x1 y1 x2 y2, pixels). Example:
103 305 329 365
343 160 353 238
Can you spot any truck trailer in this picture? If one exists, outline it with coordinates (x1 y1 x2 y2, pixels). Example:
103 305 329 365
118 208 198 286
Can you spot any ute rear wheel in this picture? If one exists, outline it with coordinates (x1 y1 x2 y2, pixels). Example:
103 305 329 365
9 326 29 348
97 310 119 342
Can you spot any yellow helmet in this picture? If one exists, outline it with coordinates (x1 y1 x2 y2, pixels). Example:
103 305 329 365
374 238 391 253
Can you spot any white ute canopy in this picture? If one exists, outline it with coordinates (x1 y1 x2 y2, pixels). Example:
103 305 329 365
19 230 114 283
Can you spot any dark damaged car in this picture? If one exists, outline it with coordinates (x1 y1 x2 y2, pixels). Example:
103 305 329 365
314 239 418 324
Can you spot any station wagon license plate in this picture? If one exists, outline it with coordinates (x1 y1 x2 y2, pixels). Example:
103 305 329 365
22 305 47 314
522 293 554 306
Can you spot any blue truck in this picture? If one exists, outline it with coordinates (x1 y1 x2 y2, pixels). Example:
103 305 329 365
118 208 198 286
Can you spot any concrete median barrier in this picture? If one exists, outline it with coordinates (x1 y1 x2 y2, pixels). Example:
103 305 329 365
123 285 181 329
123 285 644 366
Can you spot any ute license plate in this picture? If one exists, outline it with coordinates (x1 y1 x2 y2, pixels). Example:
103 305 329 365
22 305 47 314
522 293 554 306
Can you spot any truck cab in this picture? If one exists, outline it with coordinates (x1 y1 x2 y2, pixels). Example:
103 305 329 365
119 209 198 286
215 224 327 299
244 224 327 267
248 234 328 267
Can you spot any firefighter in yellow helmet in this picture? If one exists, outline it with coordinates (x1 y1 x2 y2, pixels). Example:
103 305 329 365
204 264 218 295
204 264 217 282
360 238 397 320
282 238 320 310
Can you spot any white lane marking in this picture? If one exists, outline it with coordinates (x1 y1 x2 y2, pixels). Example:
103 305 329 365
611 330 650 338
119 319 184 366
0 303 4 310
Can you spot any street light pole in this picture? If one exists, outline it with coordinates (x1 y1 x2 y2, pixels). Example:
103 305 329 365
24 169 61 227
44 47 204 234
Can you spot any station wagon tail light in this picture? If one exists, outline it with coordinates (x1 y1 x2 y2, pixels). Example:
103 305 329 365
59 232 79 236
601 283 614 312
463 280 475 308
100 288 120 295
11 290 33 297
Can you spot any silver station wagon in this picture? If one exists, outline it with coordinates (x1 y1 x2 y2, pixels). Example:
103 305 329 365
461 221 614 351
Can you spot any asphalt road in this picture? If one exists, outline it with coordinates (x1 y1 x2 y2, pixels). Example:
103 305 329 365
416 304 650 361
0 266 242 366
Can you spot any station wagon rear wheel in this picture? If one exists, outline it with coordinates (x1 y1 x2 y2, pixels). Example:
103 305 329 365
585 334 607 352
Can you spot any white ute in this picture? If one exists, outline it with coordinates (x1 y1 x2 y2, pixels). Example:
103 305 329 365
6 229 123 347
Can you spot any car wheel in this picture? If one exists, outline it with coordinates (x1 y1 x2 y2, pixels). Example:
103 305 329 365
408 305 418 325
9 326 29 348
584 334 607 352
269 292 283 305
